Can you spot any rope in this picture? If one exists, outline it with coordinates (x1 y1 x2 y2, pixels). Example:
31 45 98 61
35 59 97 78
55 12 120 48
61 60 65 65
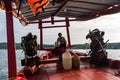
94 37 107 56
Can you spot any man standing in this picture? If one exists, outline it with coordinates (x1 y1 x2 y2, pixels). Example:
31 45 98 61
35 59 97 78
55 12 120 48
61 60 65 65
57 33 66 48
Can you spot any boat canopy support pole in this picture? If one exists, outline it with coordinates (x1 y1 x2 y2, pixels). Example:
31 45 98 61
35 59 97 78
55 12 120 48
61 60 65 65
39 20 43 50
4 0 17 79
38 17 71 50
66 17 71 47
51 16 54 24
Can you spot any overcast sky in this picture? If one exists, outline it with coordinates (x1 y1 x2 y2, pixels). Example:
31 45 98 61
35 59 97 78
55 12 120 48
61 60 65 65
1 9 120 45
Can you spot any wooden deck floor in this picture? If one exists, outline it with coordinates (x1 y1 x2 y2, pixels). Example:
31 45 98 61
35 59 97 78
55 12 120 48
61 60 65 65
48 67 120 80
22 62 120 80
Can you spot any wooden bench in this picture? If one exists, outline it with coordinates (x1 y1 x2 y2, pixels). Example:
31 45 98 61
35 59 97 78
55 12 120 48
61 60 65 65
40 58 59 64
40 56 90 64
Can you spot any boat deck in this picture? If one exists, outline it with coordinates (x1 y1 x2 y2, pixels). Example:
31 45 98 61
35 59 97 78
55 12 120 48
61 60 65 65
20 61 120 80
48 67 120 80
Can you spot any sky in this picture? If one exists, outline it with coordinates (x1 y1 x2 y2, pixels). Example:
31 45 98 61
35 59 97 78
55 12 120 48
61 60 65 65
1 9 120 45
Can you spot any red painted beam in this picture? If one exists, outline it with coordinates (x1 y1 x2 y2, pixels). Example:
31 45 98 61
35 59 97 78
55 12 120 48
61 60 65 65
4 0 17 79
43 25 67 29
51 16 54 24
65 17 71 47
29 18 79 24
39 20 44 50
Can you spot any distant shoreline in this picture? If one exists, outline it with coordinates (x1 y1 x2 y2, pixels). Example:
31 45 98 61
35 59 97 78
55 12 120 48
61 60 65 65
0 42 120 49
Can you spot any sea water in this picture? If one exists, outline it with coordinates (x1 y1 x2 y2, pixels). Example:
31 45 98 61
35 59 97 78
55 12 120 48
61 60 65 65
0 49 120 80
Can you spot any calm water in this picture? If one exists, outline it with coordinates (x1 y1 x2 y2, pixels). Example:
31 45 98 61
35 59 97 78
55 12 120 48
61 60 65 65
0 49 120 80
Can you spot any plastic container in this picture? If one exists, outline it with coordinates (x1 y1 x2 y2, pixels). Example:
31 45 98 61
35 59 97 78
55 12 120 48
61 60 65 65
72 53 80 69
62 50 72 70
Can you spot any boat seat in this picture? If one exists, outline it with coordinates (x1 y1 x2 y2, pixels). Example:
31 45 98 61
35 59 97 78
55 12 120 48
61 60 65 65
40 58 59 64
40 56 90 64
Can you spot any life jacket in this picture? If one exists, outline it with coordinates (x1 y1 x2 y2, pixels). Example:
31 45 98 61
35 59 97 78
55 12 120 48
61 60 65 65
27 0 49 15
0 2 5 10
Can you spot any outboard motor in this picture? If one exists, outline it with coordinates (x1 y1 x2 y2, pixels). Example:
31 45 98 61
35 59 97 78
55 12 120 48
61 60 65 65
86 29 108 66
21 33 40 67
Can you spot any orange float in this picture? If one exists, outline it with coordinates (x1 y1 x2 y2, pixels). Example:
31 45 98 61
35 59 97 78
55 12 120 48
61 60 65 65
27 0 49 15
16 77 27 80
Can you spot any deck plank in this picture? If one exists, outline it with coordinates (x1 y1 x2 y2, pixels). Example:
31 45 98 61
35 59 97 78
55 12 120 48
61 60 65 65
48 67 120 80
26 68 49 80
22 62 120 80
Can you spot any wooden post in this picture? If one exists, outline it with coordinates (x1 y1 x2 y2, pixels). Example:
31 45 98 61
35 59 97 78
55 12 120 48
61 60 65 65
4 0 17 79
65 17 71 47
39 20 43 50
51 16 54 24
